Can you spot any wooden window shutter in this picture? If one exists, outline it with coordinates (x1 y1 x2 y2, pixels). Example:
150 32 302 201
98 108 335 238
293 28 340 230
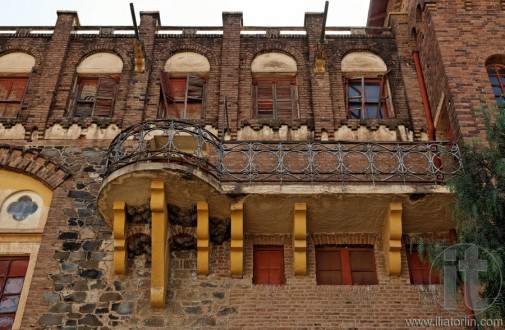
316 249 343 285
406 249 440 285
255 79 275 119
0 78 28 117
160 70 180 118
275 79 294 120
93 76 117 117
253 247 284 285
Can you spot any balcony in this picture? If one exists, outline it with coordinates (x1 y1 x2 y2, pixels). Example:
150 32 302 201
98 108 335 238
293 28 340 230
98 120 460 236
103 120 461 185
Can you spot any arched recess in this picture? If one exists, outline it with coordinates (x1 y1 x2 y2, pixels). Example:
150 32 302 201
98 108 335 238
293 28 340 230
341 51 392 120
76 52 123 76
0 52 35 76
159 52 210 119
341 52 387 78
0 52 36 118
250 52 298 120
251 52 297 78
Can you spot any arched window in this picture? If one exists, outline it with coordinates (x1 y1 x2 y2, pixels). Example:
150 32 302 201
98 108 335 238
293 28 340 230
70 52 123 117
251 52 298 120
159 52 210 119
486 64 505 104
0 52 35 118
341 52 392 120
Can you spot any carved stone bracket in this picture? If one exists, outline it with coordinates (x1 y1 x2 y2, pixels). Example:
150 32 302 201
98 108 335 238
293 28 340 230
150 181 169 308
314 41 327 75
383 202 403 276
293 203 307 276
230 202 243 277
113 201 126 275
197 201 209 275
134 41 146 73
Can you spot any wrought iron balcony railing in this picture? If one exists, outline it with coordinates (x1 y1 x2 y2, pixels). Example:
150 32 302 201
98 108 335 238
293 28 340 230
104 120 462 184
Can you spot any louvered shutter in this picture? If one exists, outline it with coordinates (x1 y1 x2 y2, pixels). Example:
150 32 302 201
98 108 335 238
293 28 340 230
255 79 274 118
93 76 117 117
275 79 294 120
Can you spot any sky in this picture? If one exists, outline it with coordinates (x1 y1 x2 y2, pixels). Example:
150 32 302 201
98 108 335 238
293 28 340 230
0 0 370 27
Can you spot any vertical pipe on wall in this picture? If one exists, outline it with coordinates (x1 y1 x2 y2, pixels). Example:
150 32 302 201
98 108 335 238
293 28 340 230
413 51 435 140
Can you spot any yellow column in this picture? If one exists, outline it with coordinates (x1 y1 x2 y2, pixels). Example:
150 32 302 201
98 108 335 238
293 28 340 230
150 181 169 308
113 201 126 275
293 203 307 276
230 202 243 277
383 202 403 276
197 202 209 275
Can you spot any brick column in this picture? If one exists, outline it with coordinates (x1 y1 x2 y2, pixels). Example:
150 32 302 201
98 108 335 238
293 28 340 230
304 12 335 140
122 11 160 127
219 12 242 140
389 13 427 141
27 11 78 140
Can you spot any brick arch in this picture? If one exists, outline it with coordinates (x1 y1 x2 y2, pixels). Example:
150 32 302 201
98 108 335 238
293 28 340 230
336 48 395 70
0 146 70 190
168 225 196 247
0 47 44 69
65 47 131 75
242 46 306 73
125 223 151 241
156 46 219 71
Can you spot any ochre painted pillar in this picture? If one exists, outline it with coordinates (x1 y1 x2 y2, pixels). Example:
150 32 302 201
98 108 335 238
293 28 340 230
383 202 403 276
197 201 209 275
293 203 307 276
150 181 169 308
230 202 243 277
113 201 126 275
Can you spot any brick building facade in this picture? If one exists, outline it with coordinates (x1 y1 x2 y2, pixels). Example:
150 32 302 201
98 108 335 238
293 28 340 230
0 0 502 328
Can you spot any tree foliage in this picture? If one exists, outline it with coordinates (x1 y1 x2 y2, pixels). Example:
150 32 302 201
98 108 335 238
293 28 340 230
447 104 505 319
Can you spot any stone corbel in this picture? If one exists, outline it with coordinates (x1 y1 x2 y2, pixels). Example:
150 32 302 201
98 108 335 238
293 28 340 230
134 41 145 73
113 201 126 275
383 202 403 276
230 202 243 277
293 203 307 276
150 181 169 308
197 201 209 275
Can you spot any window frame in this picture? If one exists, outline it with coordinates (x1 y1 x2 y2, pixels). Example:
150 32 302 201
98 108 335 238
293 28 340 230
406 246 441 285
315 247 378 285
486 64 505 104
251 77 298 120
70 75 119 118
344 76 391 120
0 256 29 327
253 246 285 285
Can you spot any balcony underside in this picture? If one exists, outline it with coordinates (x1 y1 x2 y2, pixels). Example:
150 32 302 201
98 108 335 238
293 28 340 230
98 162 455 234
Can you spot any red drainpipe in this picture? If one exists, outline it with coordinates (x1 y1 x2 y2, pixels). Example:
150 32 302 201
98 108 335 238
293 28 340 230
449 229 476 323
413 51 435 140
